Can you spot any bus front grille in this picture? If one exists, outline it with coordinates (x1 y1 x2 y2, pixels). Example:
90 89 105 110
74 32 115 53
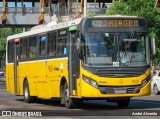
99 86 141 94
95 70 143 77
82 66 150 78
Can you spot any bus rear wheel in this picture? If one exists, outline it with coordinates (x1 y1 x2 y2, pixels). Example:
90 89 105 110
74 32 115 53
23 80 34 103
116 98 130 107
63 83 77 109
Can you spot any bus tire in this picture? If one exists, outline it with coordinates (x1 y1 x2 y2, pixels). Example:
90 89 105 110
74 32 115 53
63 83 77 109
77 99 84 103
23 80 34 103
60 84 65 105
153 85 160 95
116 98 130 107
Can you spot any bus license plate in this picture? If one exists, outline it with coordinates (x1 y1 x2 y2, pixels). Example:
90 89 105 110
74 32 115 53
115 89 126 94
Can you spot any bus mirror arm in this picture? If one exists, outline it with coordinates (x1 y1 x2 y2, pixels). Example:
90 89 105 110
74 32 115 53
76 38 81 51
150 37 156 55
76 38 82 59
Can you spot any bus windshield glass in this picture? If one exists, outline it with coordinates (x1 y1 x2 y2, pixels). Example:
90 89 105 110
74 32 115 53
82 32 149 67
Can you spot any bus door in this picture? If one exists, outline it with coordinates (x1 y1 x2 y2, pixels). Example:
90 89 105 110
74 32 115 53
14 38 20 95
68 30 80 96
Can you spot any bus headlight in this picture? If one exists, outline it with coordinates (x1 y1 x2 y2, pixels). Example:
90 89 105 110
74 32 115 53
83 75 98 88
141 75 151 87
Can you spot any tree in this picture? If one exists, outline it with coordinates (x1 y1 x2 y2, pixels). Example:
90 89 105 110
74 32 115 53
106 0 160 64
0 28 22 62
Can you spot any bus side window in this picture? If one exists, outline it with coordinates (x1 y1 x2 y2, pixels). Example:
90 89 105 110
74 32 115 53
8 41 14 63
48 32 56 56
29 37 37 59
57 38 67 56
39 36 46 57
20 38 28 60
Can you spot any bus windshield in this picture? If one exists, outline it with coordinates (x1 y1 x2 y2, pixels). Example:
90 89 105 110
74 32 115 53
82 32 149 67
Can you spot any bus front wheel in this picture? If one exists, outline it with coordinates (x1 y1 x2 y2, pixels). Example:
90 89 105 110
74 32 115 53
63 83 77 109
116 98 130 107
23 80 34 103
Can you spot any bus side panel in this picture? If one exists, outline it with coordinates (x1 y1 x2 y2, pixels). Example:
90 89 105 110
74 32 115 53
47 58 68 98
14 58 69 99
18 62 34 96
47 60 59 98
37 61 49 98
6 64 15 94
23 62 38 96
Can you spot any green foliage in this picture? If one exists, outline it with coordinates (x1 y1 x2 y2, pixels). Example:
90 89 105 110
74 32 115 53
87 13 96 17
106 0 160 64
0 28 22 60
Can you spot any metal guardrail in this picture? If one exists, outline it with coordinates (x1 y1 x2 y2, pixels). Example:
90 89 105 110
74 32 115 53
0 3 112 16
67 3 112 18
0 3 112 23
0 7 50 14
0 3 111 15
87 8 107 14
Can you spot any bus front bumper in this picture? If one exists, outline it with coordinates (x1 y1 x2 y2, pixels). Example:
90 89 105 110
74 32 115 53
80 80 151 98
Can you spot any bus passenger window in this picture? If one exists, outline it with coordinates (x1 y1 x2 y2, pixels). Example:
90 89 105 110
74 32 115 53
39 36 46 57
48 32 56 56
57 38 67 56
29 37 37 59
20 39 28 60
8 41 14 63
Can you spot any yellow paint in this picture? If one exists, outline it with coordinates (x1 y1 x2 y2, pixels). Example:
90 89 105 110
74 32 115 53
6 58 68 99
72 90 76 96
79 66 151 98
6 58 151 100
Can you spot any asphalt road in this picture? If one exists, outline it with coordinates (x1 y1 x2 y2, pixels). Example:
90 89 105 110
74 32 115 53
0 76 160 118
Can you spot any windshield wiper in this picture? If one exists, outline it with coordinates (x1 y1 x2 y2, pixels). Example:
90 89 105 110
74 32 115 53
99 31 114 48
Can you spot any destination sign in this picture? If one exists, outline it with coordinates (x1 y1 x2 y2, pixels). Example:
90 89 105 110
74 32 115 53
84 18 147 28
92 20 139 27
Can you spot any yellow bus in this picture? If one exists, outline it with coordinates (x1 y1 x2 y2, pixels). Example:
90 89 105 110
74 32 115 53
6 15 153 108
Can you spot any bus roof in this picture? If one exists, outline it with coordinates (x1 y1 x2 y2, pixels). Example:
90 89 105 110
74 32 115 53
7 15 146 41
7 18 82 41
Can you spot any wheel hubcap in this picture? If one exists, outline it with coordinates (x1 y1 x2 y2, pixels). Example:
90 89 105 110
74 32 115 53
65 89 69 102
